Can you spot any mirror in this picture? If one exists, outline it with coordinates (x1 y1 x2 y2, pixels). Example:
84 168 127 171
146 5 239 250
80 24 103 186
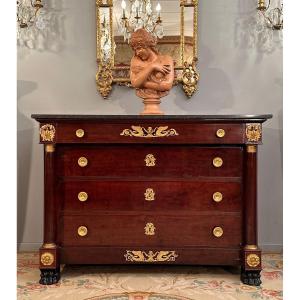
96 0 199 98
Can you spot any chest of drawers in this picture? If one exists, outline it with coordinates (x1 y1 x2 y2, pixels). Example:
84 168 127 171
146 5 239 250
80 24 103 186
32 114 272 286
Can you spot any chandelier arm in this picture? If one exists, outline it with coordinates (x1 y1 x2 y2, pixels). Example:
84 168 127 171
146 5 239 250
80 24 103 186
266 0 271 11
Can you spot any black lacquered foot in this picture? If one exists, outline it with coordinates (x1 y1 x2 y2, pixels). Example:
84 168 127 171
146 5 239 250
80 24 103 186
241 268 262 286
39 268 60 285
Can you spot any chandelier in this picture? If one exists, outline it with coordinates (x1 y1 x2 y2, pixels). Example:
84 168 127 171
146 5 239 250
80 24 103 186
119 0 163 42
257 0 283 30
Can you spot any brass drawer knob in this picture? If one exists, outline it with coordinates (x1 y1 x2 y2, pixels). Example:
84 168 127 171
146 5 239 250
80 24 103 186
144 222 156 235
78 191 88 202
216 128 225 138
213 192 223 203
78 226 88 237
78 157 88 167
145 154 156 167
213 157 223 168
213 226 223 238
76 129 85 138
144 188 155 201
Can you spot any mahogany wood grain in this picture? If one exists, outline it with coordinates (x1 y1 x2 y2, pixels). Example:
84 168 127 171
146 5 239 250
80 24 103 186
52 122 245 144
60 180 242 212
56 145 243 178
60 214 242 247
60 246 241 265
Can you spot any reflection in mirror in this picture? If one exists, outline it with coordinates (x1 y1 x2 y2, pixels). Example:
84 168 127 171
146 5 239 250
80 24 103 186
96 0 199 99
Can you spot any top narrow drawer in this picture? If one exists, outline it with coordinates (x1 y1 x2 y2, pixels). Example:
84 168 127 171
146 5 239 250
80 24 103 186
39 122 246 144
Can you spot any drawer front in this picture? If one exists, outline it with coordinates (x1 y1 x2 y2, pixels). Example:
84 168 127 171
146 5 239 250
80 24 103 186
61 181 242 212
47 122 245 144
60 214 242 247
56 145 243 178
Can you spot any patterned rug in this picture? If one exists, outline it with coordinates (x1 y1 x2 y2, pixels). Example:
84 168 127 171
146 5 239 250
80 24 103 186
17 252 282 300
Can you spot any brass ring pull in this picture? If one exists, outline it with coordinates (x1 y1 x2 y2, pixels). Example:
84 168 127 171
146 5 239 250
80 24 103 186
213 157 223 168
216 128 225 138
213 192 223 203
78 157 88 167
78 192 88 202
144 188 155 201
213 226 223 238
78 226 88 237
76 129 85 138
145 154 156 167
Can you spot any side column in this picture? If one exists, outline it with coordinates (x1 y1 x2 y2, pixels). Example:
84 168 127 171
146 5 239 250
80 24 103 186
241 144 262 286
39 143 60 285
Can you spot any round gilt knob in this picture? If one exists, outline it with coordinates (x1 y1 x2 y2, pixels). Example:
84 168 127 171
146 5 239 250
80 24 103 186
78 226 88 237
78 191 88 202
213 157 223 168
213 192 223 202
216 128 225 138
76 129 85 138
78 157 88 167
213 226 223 238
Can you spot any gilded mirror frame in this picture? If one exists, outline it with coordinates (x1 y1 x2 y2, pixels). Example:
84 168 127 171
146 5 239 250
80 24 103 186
95 0 199 99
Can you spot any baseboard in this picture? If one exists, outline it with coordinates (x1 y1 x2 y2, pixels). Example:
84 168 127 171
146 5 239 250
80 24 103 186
17 242 41 251
17 243 283 253
260 244 283 253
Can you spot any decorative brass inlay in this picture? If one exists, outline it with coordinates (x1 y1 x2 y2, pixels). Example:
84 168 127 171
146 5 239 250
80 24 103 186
120 126 179 138
244 245 259 250
124 250 178 262
247 145 257 153
246 123 262 142
213 157 223 168
78 157 88 167
213 192 223 203
78 226 88 237
42 243 56 249
213 226 223 238
144 188 155 201
216 128 226 138
40 124 56 142
40 252 54 266
78 192 88 202
246 254 260 268
76 129 85 138
145 154 156 167
144 223 156 236
45 144 55 153
182 60 199 98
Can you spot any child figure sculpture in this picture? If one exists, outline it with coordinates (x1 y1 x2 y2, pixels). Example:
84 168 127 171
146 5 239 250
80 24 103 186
130 29 174 115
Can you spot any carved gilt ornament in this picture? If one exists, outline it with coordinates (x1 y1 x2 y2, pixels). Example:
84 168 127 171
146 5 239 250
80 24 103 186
40 124 55 142
40 252 54 266
125 250 178 262
246 253 261 268
246 123 262 142
121 126 179 138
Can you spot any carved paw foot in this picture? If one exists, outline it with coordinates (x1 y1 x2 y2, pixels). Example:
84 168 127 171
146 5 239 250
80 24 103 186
241 268 262 286
39 268 60 285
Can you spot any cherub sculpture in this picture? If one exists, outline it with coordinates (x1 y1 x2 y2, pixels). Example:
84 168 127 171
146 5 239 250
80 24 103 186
130 29 174 115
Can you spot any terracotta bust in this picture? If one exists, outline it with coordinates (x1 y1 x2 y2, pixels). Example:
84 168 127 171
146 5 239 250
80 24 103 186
130 29 174 115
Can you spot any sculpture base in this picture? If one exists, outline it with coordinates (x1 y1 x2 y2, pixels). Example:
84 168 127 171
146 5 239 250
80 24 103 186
140 98 164 115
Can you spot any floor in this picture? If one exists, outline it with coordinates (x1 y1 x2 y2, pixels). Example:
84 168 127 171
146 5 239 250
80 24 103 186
17 252 282 300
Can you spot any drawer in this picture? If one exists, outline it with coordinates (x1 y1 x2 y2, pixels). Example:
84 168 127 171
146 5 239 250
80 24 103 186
60 180 242 212
60 214 242 247
56 145 243 178
43 122 245 144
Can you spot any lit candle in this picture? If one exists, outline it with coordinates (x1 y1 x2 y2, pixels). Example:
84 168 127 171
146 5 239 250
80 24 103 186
121 0 126 18
156 2 161 18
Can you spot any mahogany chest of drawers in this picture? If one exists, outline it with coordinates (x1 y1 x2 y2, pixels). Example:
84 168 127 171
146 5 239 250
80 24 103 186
32 114 272 286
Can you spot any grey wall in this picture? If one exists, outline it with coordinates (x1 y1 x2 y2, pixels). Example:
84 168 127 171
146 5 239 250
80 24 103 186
17 0 282 251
